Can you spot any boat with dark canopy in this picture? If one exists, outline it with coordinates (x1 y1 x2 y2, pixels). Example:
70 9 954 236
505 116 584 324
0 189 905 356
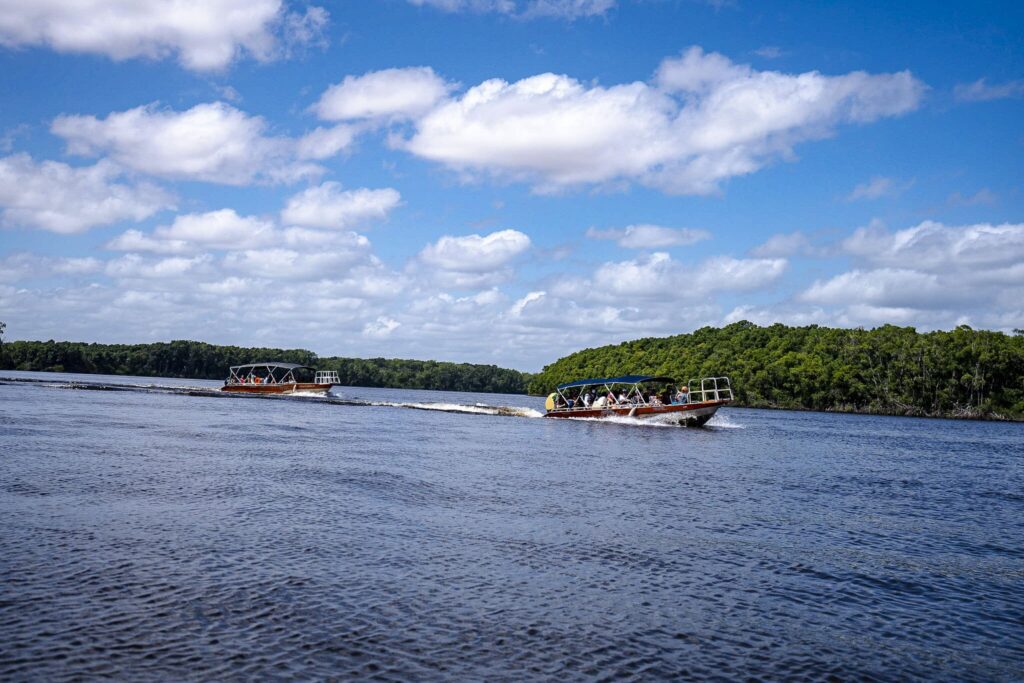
221 362 339 395
544 375 732 426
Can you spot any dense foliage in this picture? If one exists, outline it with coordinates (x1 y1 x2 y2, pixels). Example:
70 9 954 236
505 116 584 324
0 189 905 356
529 322 1024 420
0 338 530 394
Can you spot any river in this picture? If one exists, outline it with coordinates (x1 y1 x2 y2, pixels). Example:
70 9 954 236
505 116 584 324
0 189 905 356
1 370 1021 680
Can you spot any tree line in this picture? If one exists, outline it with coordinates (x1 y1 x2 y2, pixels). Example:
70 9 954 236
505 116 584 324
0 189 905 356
528 322 1024 420
0 338 531 395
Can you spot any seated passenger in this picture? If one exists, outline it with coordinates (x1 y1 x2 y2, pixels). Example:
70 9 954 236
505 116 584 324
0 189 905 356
617 391 628 404
582 391 592 408
677 386 689 404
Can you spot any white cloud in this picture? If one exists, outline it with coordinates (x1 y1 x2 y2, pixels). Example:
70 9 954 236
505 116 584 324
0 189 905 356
0 154 173 233
362 316 400 338
585 224 711 248
553 251 786 303
401 47 925 194
281 182 401 229
795 221 1024 323
406 0 615 19
954 78 1024 102
749 231 812 258
842 220 1024 271
800 268 959 309
106 253 214 280
223 239 373 280
0 0 327 71
296 124 358 160
106 229 193 255
845 175 912 201
155 209 277 248
418 229 531 272
0 253 103 282
313 67 455 122
52 102 324 185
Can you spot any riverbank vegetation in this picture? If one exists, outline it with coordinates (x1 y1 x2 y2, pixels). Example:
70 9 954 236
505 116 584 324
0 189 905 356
0 338 530 394
529 322 1024 421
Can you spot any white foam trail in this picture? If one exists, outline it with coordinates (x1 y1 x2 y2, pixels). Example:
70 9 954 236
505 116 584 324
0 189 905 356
367 401 544 418
706 412 744 429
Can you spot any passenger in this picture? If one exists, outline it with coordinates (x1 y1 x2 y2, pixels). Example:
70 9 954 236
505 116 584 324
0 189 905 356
617 391 628 405
678 386 689 404
583 391 592 408
606 390 616 404
649 393 662 405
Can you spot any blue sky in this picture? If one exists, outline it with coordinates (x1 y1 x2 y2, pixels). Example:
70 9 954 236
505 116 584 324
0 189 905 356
1 0 1022 370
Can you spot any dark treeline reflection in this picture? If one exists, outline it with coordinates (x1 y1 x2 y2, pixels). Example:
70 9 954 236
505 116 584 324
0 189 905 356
529 321 1024 420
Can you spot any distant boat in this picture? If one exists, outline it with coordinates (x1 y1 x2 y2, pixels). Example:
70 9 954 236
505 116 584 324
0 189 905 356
544 375 733 426
221 362 338 395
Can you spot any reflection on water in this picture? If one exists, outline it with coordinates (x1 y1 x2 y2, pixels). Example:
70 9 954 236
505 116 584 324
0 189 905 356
1 371 1022 680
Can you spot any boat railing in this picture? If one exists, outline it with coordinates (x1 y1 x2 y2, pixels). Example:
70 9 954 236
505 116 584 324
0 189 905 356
686 376 733 403
315 370 340 384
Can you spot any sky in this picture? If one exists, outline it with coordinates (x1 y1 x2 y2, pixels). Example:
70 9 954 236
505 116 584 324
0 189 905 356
0 0 1022 371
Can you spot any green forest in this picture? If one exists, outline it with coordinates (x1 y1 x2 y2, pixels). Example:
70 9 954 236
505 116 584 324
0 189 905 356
528 322 1024 421
0 336 530 394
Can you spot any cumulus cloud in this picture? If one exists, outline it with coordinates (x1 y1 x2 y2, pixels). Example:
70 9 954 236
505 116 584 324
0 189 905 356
553 251 787 303
295 124 359 160
52 102 327 185
954 78 1024 102
313 67 455 122
841 220 1024 271
0 154 174 233
413 228 532 289
281 182 402 229
406 0 615 19
585 224 711 248
223 243 372 280
107 209 277 254
0 0 327 71
794 220 1024 325
419 229 531 272
106 253 215 280
401 47 925 194
0 253 102 283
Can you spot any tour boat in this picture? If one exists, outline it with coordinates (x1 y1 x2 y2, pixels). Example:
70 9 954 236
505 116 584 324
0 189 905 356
221 362 339 395
544 375 732 426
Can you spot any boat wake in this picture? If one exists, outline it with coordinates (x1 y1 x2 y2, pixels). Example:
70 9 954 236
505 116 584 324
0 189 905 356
361 400 544 418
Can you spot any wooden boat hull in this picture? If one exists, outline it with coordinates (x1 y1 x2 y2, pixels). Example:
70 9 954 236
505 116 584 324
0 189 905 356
221 382 333 395
544 399 728 426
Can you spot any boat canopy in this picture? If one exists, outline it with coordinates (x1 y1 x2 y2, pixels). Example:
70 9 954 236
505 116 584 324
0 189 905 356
229 362 311 371
556 374 676 390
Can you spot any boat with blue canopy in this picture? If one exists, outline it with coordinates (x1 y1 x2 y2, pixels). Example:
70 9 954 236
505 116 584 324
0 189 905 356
544 375 733 426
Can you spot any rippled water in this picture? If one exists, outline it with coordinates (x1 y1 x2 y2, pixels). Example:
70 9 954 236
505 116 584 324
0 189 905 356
2 370 1022 680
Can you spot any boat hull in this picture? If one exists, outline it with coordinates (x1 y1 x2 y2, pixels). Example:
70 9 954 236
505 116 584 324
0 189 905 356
544 399 728 426
221 382 333 395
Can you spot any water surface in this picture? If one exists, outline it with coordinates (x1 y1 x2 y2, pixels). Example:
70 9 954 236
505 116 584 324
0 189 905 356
1 371 1022 680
